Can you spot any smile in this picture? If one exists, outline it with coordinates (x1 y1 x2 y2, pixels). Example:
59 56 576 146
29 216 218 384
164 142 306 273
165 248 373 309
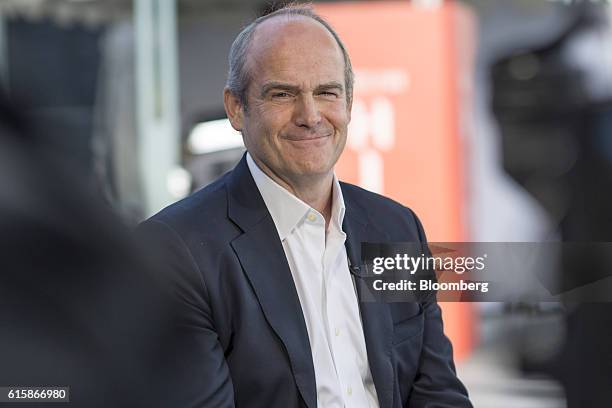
282 133 332 142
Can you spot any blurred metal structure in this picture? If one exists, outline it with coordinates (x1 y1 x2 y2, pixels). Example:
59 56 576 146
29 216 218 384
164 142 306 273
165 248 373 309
0 16 7 92
0 0 130 26
0 0 264 24
134 0 180 216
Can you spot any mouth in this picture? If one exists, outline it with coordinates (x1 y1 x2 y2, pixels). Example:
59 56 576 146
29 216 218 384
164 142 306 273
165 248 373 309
282 133 332 142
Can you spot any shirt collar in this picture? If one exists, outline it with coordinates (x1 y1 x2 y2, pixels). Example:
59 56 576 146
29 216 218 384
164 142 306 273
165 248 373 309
246 152 346 240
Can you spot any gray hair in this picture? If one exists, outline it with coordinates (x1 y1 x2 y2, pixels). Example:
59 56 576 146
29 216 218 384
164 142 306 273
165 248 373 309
225 4 354 110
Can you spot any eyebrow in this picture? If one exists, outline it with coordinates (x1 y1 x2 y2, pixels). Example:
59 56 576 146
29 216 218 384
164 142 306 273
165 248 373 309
260 81 344 97
315 81 344 94
261 82 300 97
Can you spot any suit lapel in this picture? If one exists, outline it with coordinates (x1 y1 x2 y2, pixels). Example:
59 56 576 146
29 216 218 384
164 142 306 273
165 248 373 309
343 188 395 408
227 156 317 408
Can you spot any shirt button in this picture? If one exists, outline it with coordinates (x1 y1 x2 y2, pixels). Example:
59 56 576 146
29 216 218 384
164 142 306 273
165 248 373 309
307 212 317 222
347 386 352 396
335 327 340 337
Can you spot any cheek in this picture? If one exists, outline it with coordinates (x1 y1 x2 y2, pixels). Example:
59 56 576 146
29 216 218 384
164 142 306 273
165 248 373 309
244 107 277 138
256 107 290 136
243 116 288 164
326 104 351 130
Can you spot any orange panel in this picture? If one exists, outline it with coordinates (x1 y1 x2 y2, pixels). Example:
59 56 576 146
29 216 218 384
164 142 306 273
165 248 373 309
315 1 477 360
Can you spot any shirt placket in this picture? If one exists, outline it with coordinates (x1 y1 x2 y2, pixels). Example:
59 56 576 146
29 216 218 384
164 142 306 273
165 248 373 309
323 229 367 407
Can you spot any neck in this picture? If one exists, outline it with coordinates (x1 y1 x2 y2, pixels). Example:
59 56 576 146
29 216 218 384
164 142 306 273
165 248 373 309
290 176 333 226
254 158 334 227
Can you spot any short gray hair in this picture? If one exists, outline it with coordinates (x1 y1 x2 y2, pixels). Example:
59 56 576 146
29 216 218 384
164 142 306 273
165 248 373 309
225 4 354 110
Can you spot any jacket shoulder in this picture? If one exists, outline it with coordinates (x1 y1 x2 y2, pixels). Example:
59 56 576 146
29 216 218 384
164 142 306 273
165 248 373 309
145 173 234 240
340 181 417 217
340 181 427 242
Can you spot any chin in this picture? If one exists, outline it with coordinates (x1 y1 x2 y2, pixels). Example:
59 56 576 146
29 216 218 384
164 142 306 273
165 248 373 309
293 161 334 178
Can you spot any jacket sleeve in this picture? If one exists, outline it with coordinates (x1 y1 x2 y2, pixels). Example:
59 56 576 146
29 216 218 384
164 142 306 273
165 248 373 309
137 219 236 408
406 211 473 408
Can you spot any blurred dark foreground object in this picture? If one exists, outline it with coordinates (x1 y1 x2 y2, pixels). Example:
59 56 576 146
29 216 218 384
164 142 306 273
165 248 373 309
491 4 612 407
492 4 612 290
0 94 191 407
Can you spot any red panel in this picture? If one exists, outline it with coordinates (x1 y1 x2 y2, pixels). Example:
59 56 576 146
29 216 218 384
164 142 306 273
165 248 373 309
315 1 477 360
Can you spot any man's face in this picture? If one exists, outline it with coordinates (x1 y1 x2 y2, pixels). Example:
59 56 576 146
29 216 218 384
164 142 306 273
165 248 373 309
226 17 351 186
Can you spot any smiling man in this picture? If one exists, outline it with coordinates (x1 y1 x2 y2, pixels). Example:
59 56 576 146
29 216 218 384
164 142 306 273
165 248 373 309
140 4 471 408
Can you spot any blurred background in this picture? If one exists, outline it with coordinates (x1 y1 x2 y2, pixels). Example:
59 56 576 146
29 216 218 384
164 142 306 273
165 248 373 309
1 0 611 406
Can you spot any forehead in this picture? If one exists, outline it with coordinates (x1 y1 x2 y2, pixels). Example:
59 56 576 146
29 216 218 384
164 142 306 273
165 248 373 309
247 16 345 86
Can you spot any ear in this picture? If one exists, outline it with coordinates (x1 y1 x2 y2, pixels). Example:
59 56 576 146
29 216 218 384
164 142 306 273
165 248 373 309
224 88 244 131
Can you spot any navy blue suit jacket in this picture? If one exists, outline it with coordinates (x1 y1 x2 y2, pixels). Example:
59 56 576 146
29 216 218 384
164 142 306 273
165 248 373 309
140 155 471 408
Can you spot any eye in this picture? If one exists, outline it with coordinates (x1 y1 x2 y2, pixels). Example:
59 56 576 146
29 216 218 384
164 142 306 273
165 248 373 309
271 92 292 99
320 91 339 98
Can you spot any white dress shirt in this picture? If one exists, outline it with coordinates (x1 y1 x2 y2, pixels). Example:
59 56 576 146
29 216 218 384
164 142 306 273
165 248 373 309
247 153 379 408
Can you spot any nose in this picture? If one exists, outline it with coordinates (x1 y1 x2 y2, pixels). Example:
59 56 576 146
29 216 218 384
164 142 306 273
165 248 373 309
293 93 321 129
